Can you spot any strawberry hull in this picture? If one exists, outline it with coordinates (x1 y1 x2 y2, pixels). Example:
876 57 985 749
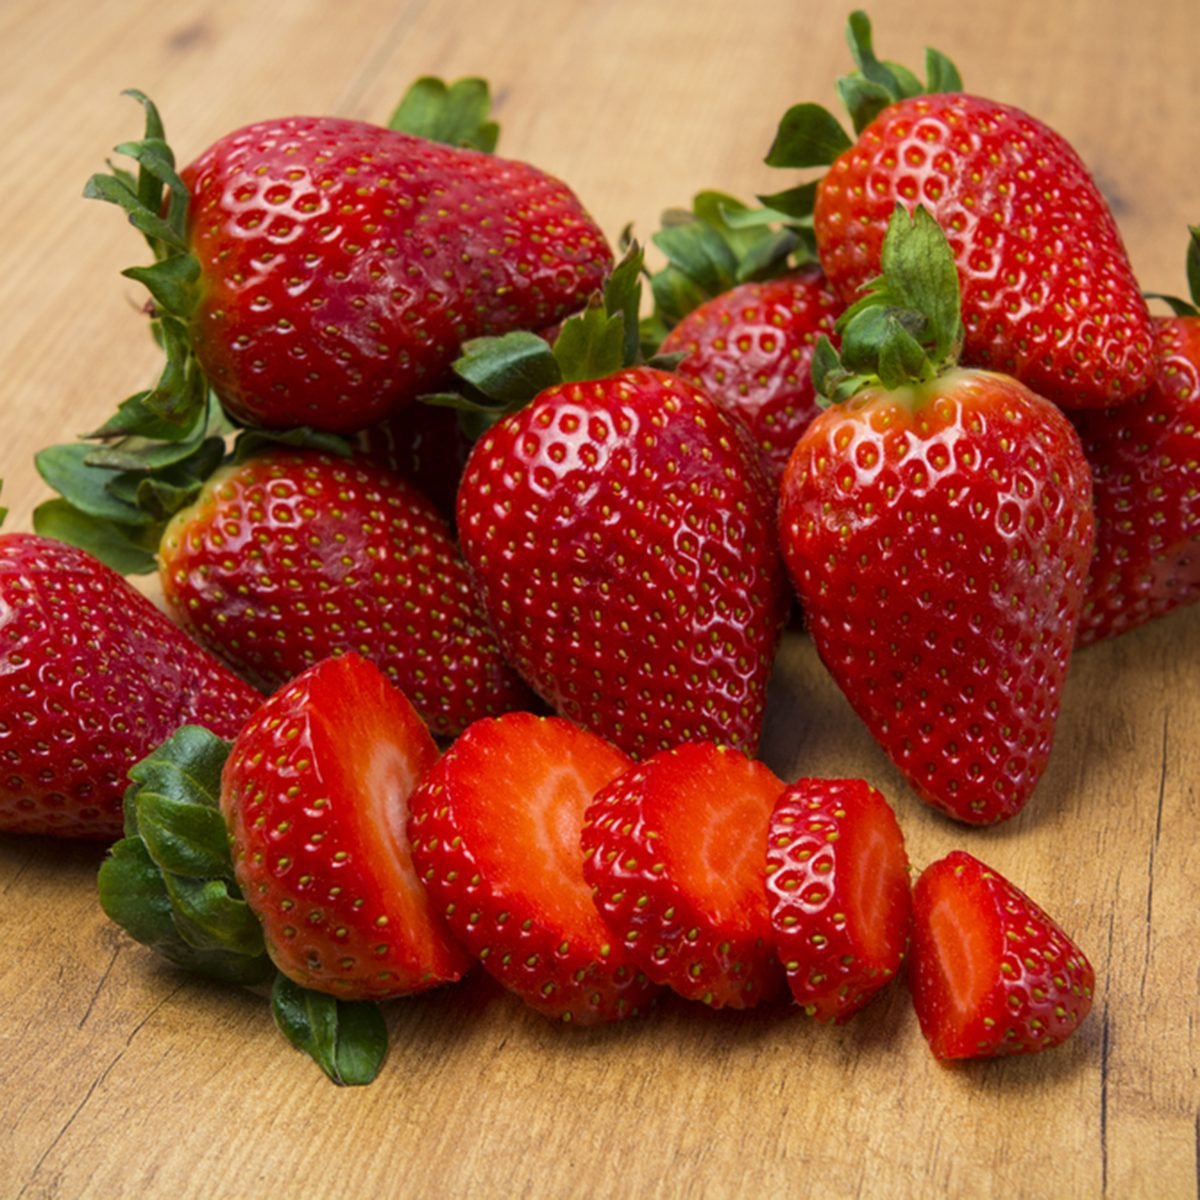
184 117 613 432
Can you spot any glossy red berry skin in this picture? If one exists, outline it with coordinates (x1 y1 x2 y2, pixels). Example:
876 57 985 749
0 533 261 840
457 367 790 759
814 93 1153 410
1073 315 1200 643
778 368 1094 824
183 117 612 432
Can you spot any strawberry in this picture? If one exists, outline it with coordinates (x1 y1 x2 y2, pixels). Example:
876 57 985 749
0 532 260 840
408 711 658 1024
445 250 789 758
220 652 470 999
908 850 1095 1060
765 777 911 1022
763 12 1153 410
1073 227 1200 644
156 447 532 738
778 205 1094 824
581 741 788 1009
660 268 843 489
85 83 611 436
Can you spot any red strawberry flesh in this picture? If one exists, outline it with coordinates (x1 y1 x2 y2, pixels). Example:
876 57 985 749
221 653 469 998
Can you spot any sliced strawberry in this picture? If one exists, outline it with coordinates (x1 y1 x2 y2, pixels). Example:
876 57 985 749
407 712 657 1024
582 742 787 1009
908 850 1095 1060
765 778 911 1022
221 653 469 999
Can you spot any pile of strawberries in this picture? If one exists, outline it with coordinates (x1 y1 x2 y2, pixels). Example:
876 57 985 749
1 17 1195 1083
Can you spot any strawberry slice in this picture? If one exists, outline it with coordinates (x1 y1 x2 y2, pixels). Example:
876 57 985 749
221 653 470 999
908 850 1095 1060
582 742 787 1009
765 778 912 1022
407 712 658 1024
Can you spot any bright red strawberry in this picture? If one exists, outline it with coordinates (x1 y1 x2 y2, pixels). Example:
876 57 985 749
766 14 1153 409
1073 229 1200 643
408 712 658 1024
765 778 911 1022
457 366 789 758
659 268 843 489
158 448 532 738
908 850 1095 1060
582 741 787 1009
90 85 612 434
778 206 1094 824
0 532 260 840
221 652 470 999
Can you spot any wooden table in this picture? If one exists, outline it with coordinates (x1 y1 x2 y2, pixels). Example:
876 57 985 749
2 1 1196 1196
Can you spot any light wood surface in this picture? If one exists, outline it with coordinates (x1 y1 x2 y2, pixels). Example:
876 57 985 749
1 1 1197 1197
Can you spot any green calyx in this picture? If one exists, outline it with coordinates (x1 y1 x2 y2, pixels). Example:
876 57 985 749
1145 225 1200 317
423 243 665 430
388 76 500 152
765 10 963 177
99 726 388 1087
813 203 964 404
640 190 816 350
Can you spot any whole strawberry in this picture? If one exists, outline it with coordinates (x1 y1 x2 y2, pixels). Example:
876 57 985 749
449 249 789 759
764 12 1153 409
660 268 843 489
221 653 470 999
1073 227 1200 643
909 850 1094 1060
88 80 611 434
778 205 1094 824
0 532 260 839
157 447 532 738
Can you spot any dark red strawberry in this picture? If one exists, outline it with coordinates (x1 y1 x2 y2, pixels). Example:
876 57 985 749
0 532 260 840
1073 228 1200 643
765 778 911 1022
909 850 1095 1060
582 741 787 1009
408 712 658 1024
88 83 611 435
221 652 470 999
457 366 788 758
765 13 1153 409
157 447 532 738
778 206 1094 824
660 267 843 488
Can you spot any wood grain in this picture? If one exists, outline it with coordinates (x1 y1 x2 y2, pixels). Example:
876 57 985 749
1 1 1197 1196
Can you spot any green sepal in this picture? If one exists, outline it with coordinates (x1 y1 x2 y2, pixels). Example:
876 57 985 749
1145 225 1200 317
35 443 157 527
765 103 853 169
925 47 964 93
452 331 563 408
232 426 356 464
87 389 229 443
387 76 499 152
31 500 159 574
814 203 963 402
754 182 819 222
123 254 201 318
99 726 274 982
836 75 897 137
552 297 628 383
652 222 739 299
271 974 389 1087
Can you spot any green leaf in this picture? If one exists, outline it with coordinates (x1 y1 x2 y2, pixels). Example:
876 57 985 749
83 429 224 474
31 499 158 574
126 725 232 812
34 444 155 526
876 315 935 389
1187 225 1200 307
925 47 964 93
453 331 562 406
388 76 499 152
98 837 181 947
844 10 904 98
878 204 962 362
271 975 388 1087
755 182 819 221
736 229 801 282
765 103 853 169
651 222 739 297
136 792 236 880
603 243 645 366
837 75 896 136
123 254 200 320
232 426 355 463
162 874 266 957
648 265 712 331
552 302 627 383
